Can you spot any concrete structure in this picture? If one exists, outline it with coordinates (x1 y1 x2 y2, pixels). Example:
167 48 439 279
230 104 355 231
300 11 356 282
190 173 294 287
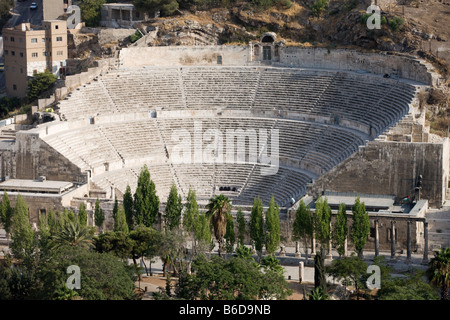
3 20 68 98
100 3 148 28
0 178 88 224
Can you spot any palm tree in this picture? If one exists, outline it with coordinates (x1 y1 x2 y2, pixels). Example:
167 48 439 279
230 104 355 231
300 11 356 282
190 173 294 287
51 220 93 249
427 247 450 300
206 194 232 257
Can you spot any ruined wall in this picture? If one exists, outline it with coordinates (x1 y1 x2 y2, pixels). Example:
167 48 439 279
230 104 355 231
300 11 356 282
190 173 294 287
118 46 433 85
119 45 250 67
14 131 86 183
278 47 433 85
309 139 449 208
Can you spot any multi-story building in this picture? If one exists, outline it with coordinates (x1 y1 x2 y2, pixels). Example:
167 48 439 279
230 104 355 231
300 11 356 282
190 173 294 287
3 20 68 98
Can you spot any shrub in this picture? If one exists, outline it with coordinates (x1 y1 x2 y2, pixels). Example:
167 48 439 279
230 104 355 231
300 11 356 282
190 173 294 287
129 30 143 43
388 16 405 32
311 0 328 17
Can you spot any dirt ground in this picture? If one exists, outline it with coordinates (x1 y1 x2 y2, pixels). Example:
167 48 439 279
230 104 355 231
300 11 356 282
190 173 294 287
136 275 319 300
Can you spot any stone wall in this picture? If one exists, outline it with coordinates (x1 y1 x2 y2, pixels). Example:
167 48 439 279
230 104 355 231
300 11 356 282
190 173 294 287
277 47 433 85
14 131 87 183
118 46 434 85
309 139 449 208
119 45 251 67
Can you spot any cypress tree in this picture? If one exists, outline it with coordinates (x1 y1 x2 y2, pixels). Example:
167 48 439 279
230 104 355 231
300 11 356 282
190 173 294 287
123 184 134 230
333 203 348 257
10 194 35 261
164 184 182 231
94 198 105 233
224 212 236 254
134 165 159 228
265 196 280 255
114 205 129 233
236 207 246 246
351 197 370 258
78 202 88 226
293 199 313 260
249 196 265 258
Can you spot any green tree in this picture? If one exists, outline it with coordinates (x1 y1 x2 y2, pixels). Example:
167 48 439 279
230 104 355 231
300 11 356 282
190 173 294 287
224 212 235 254
79 0 106 27
176 254 292 300
378 270 439 300
427 247 450 300
312 195 331 292
93 231 134 261
164 184 183 231
26 71 56 103
206 194 232 257
327 253 368 300
134 165 160 228
333 203 348 257
293 199 313 260
129 225 162 275
78 202 87 226
94 198 105 232
114 205 129 234
0 191 14 237
47 209 57 234
133 0 179 17
112 196 118 222
123 184 134 230
236 207 246 246
35 245 137 300
350 197 370 258
265 196 280 255
249 196 265 259
10 194 36 262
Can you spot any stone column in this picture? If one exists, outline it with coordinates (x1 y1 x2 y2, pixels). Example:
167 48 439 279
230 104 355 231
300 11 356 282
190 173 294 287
422 221 429 264
326 221 332 260
295 241 300 257
374 220 379 257
344 236 348 257
311 233 316 258
406 220 412 263
390 220 396 259
298 261 304 283
280 245 286 257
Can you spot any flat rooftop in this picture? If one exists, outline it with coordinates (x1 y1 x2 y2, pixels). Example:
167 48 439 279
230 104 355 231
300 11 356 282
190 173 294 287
0 179 73 194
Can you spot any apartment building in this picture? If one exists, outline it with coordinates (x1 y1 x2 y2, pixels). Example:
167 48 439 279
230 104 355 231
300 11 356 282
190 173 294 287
3 20 68 98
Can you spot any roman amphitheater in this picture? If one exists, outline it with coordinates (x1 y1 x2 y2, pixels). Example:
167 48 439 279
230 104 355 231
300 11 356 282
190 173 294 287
1 33 449 257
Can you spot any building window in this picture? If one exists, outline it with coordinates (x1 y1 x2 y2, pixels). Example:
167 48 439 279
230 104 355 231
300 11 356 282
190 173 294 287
56 36 63 42
10 37 14 42
11 51 15 56
18 38 23 43
32 52 38 58
31 38 38 43
13 85 17 91
4 50 8 55
57 51 63 56
55 25 59 29
42 38 46 42
20 68 23 74
20 52 23 57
